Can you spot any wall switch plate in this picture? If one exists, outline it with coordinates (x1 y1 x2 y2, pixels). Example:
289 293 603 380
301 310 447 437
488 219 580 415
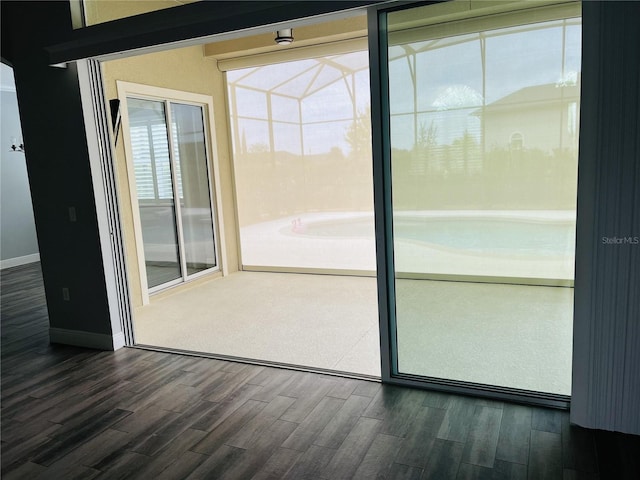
68 207 77 222
62 287 70 301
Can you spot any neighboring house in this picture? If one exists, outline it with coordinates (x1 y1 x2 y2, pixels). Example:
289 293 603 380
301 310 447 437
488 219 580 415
478 82 581 154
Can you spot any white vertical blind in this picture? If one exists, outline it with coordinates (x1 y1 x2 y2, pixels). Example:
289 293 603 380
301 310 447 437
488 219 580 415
130 121 183 200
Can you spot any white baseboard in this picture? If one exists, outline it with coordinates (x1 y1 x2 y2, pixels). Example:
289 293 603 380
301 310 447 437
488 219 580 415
0 253 40 270
49 327 126 351
112 331 126 350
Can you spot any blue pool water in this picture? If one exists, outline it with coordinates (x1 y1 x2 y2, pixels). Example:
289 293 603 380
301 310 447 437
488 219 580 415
286 216 575 256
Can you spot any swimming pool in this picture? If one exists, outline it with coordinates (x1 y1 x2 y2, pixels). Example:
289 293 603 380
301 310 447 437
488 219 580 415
285 214 575 257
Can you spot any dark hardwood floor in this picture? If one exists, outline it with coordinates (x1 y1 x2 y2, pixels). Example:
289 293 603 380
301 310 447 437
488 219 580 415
1 262 638 479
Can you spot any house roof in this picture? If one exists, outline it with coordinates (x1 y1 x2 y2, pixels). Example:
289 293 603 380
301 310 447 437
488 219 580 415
473 82 580 115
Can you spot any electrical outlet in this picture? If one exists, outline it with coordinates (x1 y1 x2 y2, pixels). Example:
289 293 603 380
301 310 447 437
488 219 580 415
68 207 77 222
62 287 70 301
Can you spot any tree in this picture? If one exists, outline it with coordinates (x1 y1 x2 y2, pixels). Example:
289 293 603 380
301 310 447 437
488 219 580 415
344 105 372 159
451 129 479 174
410 120 438 176
416 120 438 152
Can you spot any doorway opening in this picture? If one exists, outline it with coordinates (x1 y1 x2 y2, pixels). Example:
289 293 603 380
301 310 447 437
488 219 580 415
82 0 582 401
0 63 40 271
103 14 381 378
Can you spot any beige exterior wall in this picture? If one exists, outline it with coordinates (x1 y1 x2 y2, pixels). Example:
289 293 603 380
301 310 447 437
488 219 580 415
102 46 238 307
83 0 199 26
100 14 366 307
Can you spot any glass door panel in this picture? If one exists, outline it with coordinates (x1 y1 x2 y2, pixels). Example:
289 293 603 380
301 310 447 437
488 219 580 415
126 95 219 293
170 103 217 275
127 98 182 288
386 6 580 395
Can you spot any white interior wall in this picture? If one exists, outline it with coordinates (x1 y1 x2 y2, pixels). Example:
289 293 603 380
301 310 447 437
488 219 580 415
0 63 39 268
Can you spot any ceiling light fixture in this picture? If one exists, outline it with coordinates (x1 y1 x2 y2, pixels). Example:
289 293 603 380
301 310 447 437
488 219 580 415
275 28 294 45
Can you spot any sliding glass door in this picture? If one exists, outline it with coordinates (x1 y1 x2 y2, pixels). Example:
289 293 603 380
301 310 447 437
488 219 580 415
126 97 218 291
375 2 581 400
170 103 217 277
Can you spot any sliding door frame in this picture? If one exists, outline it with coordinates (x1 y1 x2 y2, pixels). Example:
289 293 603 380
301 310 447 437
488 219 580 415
368 1 576 409
117 81 227 304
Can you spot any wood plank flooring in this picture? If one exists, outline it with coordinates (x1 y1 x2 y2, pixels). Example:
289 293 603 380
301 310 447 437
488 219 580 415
2 262 639 479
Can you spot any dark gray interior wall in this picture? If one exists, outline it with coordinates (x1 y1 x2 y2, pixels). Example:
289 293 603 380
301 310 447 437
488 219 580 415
1 1 112 335
0 87 39 262
572 1 640 434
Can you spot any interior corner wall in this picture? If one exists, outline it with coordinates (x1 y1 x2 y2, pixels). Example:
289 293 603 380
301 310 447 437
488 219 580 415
2 1 116 342
102 45 239 308
571 0 640 435
0 87 40 266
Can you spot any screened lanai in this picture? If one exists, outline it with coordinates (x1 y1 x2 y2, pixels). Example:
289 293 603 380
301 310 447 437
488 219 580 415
120 4 580 393
107 21 383 378
385 7 581 394
224 17 580 282
387 16 580 283
225 50 377 272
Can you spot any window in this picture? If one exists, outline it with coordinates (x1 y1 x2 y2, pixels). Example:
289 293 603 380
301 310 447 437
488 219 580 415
510 132 524 150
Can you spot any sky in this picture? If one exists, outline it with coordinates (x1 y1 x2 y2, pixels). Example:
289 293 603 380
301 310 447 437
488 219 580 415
228 19 581 154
